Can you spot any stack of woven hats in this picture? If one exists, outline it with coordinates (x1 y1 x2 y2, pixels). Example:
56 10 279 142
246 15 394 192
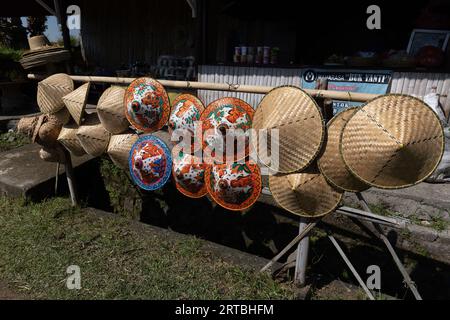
253 86 445 219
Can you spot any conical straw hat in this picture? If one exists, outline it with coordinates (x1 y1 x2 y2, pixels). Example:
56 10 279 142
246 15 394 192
318 107 370 192
200 97 254 163
124 77 171 133
172 151 207 198
57 123 86 156
76 113 111 157
269 167 343 218
107 132 138 169
97 86 129 134
129 135 172 191
37 73 74 114
168 93 204 153
252 86 325 173
52 108 71 125
205 161 261 211
62 82 90 125
341 94 445 189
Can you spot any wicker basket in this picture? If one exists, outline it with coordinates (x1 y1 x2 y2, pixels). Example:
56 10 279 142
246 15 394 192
62 82 90 125
57 124 86 156
107 132 138 169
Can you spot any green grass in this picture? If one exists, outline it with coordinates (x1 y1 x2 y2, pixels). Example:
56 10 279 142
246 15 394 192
0 196 296 300
0 131 30 152
0 46 23 62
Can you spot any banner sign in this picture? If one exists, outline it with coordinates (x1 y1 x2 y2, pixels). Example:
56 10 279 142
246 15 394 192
300 68 392 114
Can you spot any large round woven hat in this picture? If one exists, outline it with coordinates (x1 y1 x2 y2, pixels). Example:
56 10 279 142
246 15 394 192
124 77 170 133
107 133 139 169
97 86 129 134
62 82 90 125
269 168 343 218
253 86 325 173
205 161 261 211
129 135 172 191
200 97 254 164
37 73 74 114
57 124 86 156
76 114 111 157
340 94 445 189
172 151 207 198
168 94 204 153
19 35 70 70
318 107 370 192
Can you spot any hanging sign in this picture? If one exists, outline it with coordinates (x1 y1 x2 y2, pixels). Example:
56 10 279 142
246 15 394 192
301 68 392 114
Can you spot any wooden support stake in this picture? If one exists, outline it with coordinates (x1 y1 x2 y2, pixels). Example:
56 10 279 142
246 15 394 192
355 193 422 300
294 219 310 286
328 234 375 300
260 221 317 273
63 150 78 207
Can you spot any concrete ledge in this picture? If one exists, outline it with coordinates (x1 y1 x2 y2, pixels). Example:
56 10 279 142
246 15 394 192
0 143 93 200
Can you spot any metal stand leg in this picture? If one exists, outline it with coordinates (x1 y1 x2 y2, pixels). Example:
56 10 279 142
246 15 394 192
355 192 422 300
294 219 310 286
260 221 317 273
328 234 375 300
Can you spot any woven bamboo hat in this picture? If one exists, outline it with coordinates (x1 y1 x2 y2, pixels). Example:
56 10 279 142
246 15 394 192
62 82 90 125
76 114 111 157
37 73 74 114
107 133 139 169
57 124 86 156
340 94 445 189
124 77 171 133
172 151 207 198
20 35 70 70
252 86 325 173
205 161 261 211
200 97 254 163
97 86 129 134
269 167 343 218
53 108 71 125
318 107 370 192
129 135 172 191
168 94 204 153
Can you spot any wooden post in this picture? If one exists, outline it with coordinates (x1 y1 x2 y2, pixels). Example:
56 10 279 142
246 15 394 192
260 221 317 273
355 192 422 300
328 234 375 300
294 219 310 286
53 0 73 73
63 150 78 207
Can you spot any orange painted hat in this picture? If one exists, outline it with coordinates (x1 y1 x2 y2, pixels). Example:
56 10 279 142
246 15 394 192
124 77 170 133
168 94 204 154
200 97 254 164
205 161 261 211
172 150 207 198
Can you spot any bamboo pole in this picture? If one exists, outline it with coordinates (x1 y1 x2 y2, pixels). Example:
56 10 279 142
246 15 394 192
27 74 379 102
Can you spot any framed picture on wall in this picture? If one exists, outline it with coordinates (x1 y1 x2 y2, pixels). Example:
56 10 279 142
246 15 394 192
407 29 450 56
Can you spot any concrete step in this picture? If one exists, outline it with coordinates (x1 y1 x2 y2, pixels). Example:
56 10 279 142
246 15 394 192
0 143 92 200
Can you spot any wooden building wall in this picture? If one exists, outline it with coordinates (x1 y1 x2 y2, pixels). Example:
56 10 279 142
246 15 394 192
79 0 196 69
